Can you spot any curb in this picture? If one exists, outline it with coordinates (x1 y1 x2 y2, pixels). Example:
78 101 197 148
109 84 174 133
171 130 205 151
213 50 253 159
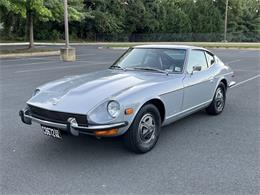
0 51 60 59
108 47 129 50
107 46 260 50
1 42 260 47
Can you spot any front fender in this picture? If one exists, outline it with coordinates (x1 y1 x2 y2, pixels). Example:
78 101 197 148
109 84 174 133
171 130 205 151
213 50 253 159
125 95 165 125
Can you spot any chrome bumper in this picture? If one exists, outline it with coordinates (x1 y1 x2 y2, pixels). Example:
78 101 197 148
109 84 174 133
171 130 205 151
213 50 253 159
19 108 128 136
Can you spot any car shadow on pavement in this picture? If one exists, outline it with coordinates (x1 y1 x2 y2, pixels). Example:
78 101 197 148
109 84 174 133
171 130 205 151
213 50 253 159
29 110 209 161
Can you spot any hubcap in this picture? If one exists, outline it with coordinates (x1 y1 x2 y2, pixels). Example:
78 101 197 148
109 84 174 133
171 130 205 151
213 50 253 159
215 88 224 112
138 114 156 143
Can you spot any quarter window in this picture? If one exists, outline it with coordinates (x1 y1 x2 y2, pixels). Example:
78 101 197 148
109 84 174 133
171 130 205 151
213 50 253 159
205 52 215 67
187 50 208 73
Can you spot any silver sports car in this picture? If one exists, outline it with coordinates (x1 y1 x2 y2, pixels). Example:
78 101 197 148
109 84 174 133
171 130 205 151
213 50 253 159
20 45 236 153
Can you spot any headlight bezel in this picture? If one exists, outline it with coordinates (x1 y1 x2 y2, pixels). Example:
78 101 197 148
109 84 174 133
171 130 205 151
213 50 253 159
107 100 121 118
87 99 122 124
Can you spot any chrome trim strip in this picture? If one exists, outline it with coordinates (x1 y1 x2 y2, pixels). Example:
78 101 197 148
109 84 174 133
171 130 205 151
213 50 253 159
71 122 128 130
28 115 67 129
160 77 212 97
183 78 211 89
159 87 183 96
166 99 212 120
160 71 234 96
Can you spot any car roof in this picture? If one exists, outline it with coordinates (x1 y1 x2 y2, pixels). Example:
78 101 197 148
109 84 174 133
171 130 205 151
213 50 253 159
133 44 208 51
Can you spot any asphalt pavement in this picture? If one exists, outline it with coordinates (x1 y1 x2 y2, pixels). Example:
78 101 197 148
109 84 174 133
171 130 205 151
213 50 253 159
0 46 259 194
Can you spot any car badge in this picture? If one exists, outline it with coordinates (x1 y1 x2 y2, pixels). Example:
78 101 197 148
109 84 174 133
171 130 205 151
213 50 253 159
51 98 60 105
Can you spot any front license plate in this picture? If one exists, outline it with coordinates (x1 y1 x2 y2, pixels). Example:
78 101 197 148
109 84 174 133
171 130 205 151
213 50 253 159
41 125 62 139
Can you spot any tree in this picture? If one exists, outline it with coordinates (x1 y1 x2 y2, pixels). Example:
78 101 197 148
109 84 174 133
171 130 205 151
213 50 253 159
1 0 259 42
0 0 86 48
26 0 52 48
227 0 260 41
0 0 27 38
214 0 260 41
158 0 192 33
192 0 223 33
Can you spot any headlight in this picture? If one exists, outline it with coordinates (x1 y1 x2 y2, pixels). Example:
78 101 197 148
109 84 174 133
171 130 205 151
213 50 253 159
107 101 120 118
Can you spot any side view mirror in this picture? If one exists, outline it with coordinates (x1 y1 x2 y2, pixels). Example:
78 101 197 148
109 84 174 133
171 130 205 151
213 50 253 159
191 65 202 75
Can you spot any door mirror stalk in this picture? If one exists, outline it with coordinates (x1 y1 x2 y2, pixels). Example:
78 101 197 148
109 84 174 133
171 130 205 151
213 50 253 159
191 65 202 75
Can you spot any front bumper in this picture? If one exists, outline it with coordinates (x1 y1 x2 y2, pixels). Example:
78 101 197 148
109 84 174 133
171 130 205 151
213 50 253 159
19 108 128 136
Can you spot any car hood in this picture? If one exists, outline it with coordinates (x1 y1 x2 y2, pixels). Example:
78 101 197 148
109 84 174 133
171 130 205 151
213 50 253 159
27 69 180 114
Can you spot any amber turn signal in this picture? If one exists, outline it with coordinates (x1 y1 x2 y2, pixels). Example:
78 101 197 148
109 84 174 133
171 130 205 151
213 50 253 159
95 129 118 136
125 108 134 115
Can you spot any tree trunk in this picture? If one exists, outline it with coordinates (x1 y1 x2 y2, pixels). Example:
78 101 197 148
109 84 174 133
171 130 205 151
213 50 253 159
27 11 34 49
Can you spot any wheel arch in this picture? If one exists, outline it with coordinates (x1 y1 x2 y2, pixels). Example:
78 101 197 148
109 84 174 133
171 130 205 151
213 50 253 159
219 78 228 91
143 98 166 123
209 77 228 101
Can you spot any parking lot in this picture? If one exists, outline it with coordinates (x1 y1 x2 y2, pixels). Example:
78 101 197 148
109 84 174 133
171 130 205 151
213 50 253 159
0 46 259 194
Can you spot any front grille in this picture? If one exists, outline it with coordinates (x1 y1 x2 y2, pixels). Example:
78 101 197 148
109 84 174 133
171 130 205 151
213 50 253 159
28 105 88 126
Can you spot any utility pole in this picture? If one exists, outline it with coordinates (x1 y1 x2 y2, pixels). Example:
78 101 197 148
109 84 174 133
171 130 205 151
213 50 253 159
64 0 69 48
60 0 76 61
224 0 229 42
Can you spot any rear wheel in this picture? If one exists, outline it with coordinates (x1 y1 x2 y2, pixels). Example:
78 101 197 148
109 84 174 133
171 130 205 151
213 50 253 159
206 82 226 115
123 104 161 153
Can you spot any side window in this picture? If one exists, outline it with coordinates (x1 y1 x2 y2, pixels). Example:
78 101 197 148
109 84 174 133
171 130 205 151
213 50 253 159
205 52 215 67
187 50 208 73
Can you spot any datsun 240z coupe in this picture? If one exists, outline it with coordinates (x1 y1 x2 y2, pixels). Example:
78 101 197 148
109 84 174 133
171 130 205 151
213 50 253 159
20 45 236 153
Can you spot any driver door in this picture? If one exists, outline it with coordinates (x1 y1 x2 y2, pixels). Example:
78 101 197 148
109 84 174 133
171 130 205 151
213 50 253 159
182 50 214 110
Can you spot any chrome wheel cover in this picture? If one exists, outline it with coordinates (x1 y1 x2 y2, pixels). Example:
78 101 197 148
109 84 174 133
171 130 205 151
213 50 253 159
215 88 225 112
138 113 156 143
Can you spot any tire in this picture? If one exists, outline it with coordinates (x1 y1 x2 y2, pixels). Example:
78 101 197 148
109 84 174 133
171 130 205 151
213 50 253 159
123 104 161 153
206 82 226 115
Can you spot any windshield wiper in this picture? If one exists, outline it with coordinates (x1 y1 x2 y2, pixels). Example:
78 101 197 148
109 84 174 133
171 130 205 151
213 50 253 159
109 65 126 70
132 67 169 74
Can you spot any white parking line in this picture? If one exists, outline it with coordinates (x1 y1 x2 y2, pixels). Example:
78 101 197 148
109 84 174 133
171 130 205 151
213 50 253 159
234 69 260 73
14 61 110 73
0 56 58 62
3 60 57 67
2 57 109 68
76 60 112 64
225 59 241 64
15 64 87 73
0 53 96 63
231 74 260 88
77 53 97 57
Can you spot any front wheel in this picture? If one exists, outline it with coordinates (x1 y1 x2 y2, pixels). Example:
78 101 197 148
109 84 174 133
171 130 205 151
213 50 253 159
206 82 226 115
123 104 161 153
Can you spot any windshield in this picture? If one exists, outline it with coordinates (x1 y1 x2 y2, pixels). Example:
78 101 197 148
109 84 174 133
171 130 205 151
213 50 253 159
111 48 187 73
